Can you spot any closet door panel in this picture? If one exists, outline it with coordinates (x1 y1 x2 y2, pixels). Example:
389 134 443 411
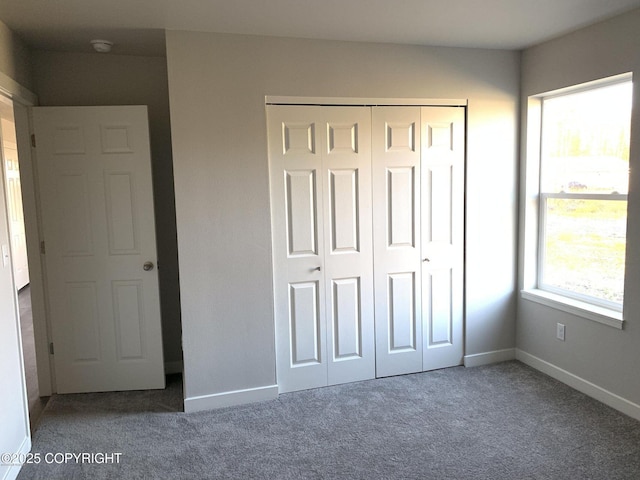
331 277 362 359
286 169 318 256
289 281 323 367
268 106 327 393
421 106 464 371
328 168 359 253
387 166 417 247
372 107 423 378
323 108 375 386
388 272 417 351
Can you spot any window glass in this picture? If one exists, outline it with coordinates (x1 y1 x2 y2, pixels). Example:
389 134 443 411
539 80 632 309
542 198 626 304
541 82 631 194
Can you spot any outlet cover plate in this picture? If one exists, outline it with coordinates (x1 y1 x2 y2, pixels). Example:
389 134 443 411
557 323 566 341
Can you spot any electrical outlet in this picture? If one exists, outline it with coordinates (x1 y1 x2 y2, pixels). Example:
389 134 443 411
557 323 566 341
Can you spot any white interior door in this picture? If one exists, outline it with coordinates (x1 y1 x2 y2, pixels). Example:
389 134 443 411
421 106 464 371
33 106 165 394
372 107 423 378
268 105 374 393
1 98 29 290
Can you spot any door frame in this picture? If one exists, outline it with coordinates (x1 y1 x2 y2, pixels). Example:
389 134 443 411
265 96 467 107
8 99 169 397
0 74 55 396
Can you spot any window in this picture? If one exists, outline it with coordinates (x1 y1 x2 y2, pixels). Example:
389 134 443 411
537 78 632 313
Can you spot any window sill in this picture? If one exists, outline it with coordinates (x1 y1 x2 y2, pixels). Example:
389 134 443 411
520 289 623 330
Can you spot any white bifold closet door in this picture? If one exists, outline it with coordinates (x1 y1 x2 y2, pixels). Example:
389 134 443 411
373 106 464 378
269 104 464 393
268 106 375 394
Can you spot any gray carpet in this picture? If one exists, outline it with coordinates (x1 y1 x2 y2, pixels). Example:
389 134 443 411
18 361 640 479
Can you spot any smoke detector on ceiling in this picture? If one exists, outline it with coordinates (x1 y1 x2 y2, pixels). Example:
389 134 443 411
90 39 113 53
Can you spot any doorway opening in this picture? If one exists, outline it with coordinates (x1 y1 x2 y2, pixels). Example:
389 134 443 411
0 94 48 430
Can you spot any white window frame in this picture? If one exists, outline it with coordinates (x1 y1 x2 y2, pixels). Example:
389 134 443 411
538 192 627 312
521 73 632 329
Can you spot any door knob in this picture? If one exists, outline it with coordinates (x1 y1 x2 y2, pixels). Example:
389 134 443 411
314 266 321 272
143 261 155 271
423 258 430 262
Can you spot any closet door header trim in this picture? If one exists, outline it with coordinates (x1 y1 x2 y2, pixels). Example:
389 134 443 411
265 96 467 107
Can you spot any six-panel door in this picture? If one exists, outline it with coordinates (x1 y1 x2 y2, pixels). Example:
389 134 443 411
33 106 165 394
420 107 464 371
372 107 424 378
322 108 374 387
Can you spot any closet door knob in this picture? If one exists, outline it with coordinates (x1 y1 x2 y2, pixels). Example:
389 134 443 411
314 266 321 271
423 258 430 262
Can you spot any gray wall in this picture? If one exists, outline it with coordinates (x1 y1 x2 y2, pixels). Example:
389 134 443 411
518 9 640 404
166 31 520 401
32 51 182 368
0 19 32 91
0 19 32 479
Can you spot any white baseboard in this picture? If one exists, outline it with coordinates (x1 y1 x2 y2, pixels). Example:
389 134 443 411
1 435 31 480
184 384 278 413
164 361 183 375
516 349 640 422
464 348 516 367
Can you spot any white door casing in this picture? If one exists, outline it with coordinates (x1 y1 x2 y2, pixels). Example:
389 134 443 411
1 100 30 290
0 113 30 480
372 106 424 378
33 106 165 393
268 105 375 393
421 107 464 371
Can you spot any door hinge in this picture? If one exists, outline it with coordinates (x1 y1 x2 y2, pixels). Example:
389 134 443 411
40 240 46 254
31 134 36 148
49 342 54 355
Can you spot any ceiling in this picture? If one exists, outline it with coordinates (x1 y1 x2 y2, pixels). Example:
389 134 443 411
1 0 640 56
